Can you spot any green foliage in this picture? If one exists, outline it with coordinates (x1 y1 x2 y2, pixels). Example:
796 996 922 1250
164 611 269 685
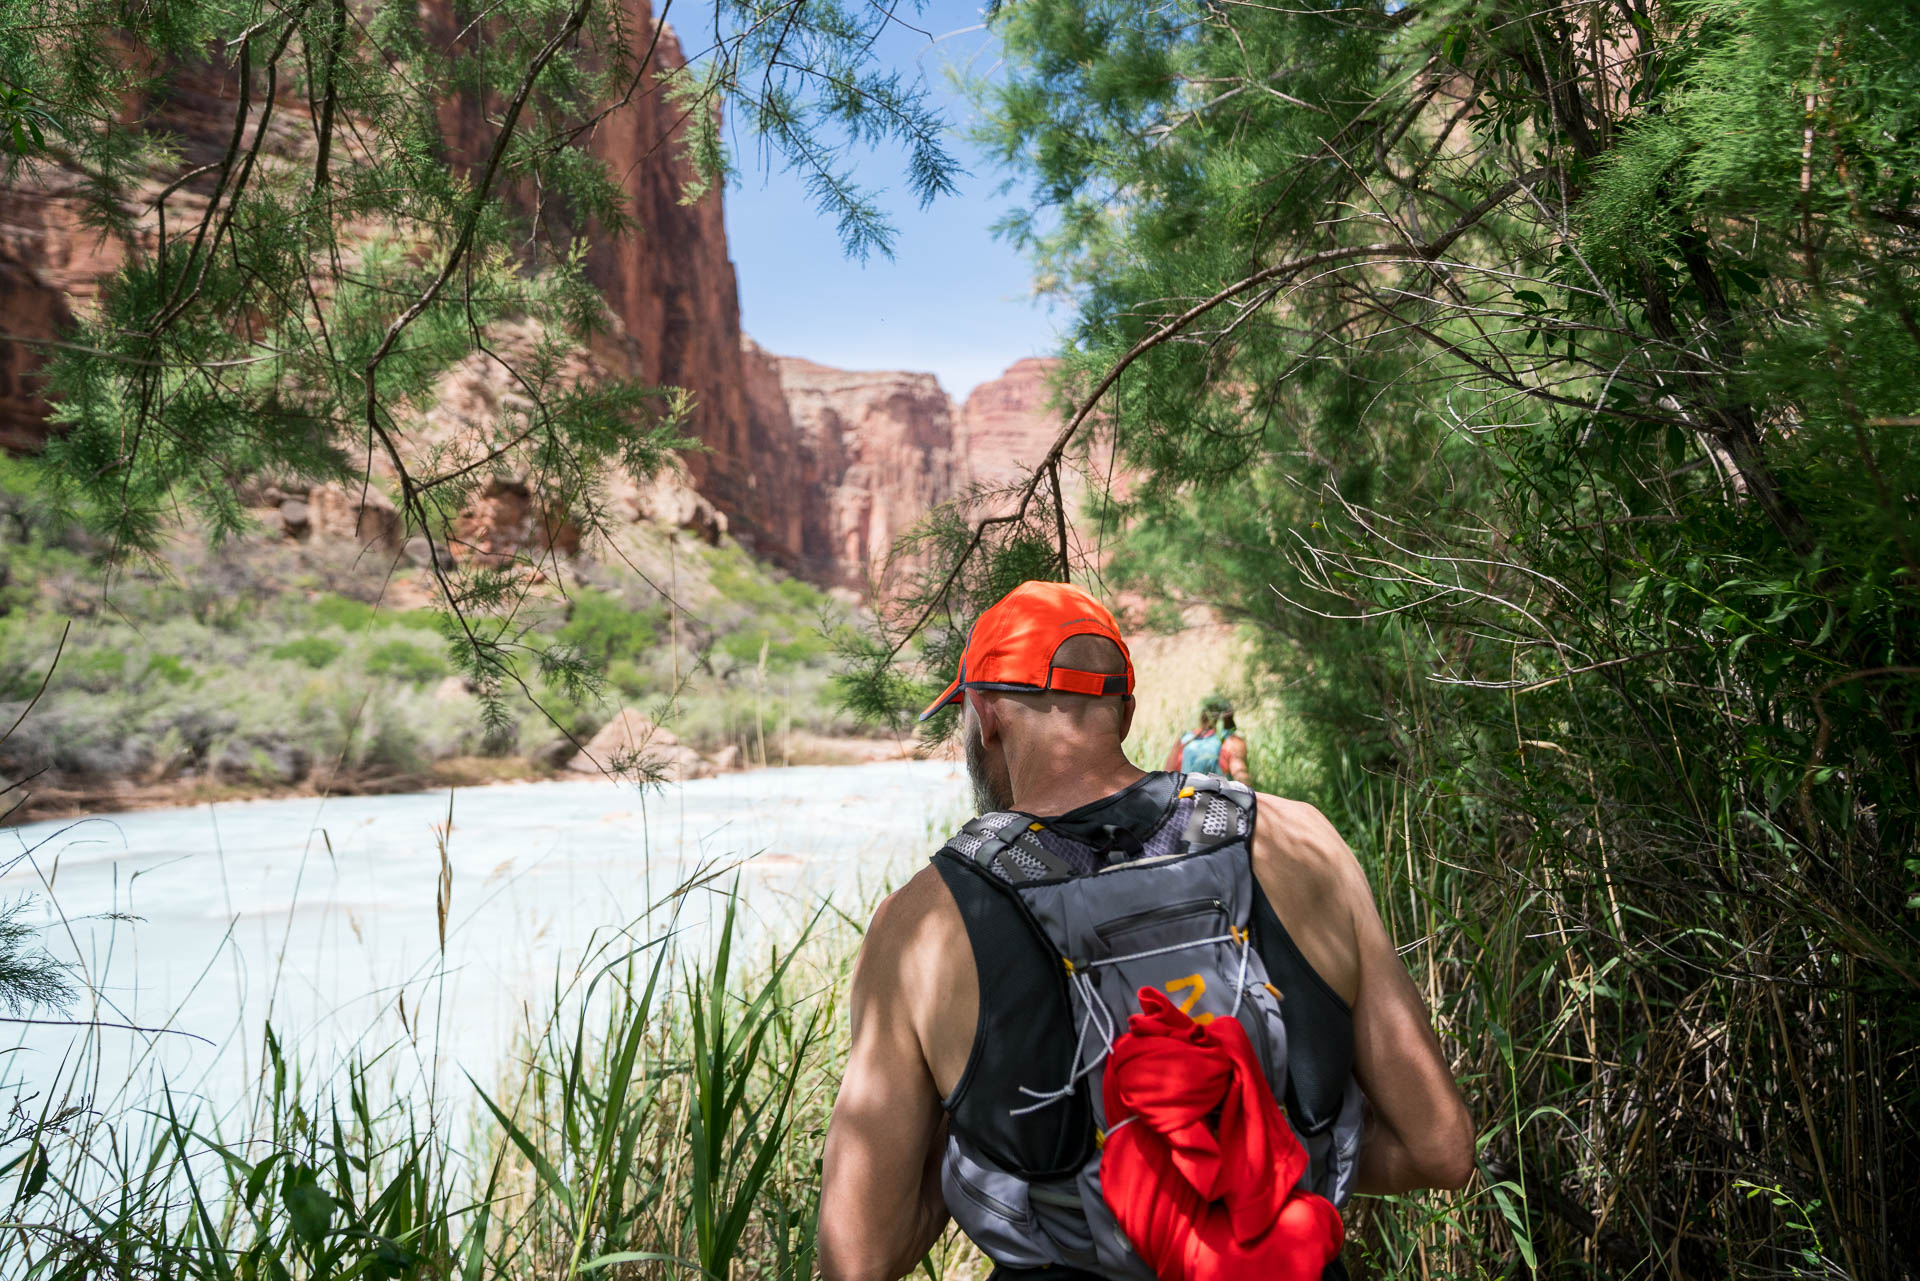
831 0 1920 1273
555 589 664 669
270 635 345 670
3 891 851 1279
683 893 823 1276
307 594 381 634
63 646 124 692
141 653 193 686
707 546 832 618
365 639 449 684
0 897 70 1016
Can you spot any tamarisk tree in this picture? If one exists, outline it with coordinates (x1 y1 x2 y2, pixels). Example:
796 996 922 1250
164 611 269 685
844 0 1919 1274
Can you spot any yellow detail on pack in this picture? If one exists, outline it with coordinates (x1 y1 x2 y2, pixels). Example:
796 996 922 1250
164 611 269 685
1166 973 1215 1024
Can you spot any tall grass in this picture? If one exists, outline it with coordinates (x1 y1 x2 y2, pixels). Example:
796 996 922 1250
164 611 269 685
1249 721 1894 1280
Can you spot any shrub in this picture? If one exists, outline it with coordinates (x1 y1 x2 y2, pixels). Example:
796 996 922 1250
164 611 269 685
142 654 194 686
355 707 423 778
64 647 127 693
308 592 378 632
606 658 654 701
270 635 344 669
557 588 665 668
717 628 828 671
366 639 448 684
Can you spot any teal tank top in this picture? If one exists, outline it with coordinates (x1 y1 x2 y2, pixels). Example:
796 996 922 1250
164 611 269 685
1180 728 1227 774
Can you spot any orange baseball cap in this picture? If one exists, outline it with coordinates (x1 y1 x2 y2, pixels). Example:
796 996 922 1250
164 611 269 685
918 581 1135 721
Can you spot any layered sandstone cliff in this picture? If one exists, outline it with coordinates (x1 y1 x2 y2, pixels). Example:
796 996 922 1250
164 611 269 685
770 357 965 590
960 357 1065 492
0 3 802 556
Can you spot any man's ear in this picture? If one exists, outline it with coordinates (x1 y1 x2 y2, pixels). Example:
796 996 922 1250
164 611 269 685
1118 695 1135 744
968 689 1002 746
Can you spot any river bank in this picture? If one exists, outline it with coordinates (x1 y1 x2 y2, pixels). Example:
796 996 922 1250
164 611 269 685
7 730 937 823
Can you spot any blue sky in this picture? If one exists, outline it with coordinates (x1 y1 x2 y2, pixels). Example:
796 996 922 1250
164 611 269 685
679 3 1065 400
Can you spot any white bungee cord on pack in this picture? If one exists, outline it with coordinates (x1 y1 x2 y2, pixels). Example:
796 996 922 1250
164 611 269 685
1010 930 1256 1117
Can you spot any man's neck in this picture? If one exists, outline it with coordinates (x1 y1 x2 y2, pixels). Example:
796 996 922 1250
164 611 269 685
1006 743 1149 818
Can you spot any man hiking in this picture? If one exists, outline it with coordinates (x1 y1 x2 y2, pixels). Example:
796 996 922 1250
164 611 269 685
1163 693 1250 784
818 582 1473 1281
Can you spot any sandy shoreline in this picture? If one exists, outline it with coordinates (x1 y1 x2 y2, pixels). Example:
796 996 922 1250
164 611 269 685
6 732 945 825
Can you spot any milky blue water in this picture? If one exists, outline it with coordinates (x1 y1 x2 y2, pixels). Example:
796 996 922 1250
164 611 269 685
0 761 967 1123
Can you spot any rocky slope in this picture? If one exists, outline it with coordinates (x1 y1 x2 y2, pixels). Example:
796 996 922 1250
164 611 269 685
0 5 1068 593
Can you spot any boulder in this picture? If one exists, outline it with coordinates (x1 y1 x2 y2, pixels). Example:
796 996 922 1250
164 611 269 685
308 482 403 552
566 707 700 780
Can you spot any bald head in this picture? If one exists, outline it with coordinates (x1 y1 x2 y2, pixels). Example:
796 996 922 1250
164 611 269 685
962 634 1139 813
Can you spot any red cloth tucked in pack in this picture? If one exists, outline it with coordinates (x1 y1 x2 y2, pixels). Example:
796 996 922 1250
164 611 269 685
1100 987 1343 1281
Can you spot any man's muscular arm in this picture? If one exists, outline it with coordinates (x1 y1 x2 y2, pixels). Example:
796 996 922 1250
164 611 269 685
818 877 950 1281
1331 817 1476 1192
1256 798 1476 1194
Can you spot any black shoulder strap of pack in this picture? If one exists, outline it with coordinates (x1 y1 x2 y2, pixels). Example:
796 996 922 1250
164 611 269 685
931 850 1094 1179
1176 773 1258 854
942 811 1076 884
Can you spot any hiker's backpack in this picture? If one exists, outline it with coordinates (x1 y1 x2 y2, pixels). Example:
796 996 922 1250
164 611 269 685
932 771 1366 1280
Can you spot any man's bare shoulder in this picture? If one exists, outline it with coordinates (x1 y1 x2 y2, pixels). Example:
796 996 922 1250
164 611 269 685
1252 793 1365 891
855 862 978 1097
1249 792 1368 1004
865 864 960 940
855 865 967 997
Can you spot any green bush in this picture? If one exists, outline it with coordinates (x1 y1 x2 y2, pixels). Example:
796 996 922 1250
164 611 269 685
717 627 829 671
142 654 194 686
557 588 665 668
309 593 378 633
307 594 438 634
64 647 127 692
366 639 448 684
605 658 654 701
270 635 345 669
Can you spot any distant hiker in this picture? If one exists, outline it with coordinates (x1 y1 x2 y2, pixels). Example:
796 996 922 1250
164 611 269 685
1163 693 1249 784
818 581 1473 1281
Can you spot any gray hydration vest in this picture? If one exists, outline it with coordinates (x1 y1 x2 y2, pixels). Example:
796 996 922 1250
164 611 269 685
932 772 1365 1280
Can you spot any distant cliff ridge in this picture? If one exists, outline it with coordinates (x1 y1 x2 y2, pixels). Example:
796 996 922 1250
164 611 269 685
0 1 1065 594
758 351 1065 591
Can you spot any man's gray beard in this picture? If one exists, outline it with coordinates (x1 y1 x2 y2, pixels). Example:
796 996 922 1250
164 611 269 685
963 720 1011 814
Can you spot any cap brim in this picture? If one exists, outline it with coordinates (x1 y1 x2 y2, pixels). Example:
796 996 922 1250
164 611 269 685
917 673 964 722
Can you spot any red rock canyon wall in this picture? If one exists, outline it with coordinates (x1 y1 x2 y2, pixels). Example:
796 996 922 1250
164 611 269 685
0 7 1068 592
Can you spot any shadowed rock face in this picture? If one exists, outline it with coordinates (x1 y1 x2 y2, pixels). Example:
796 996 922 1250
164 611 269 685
0 3 1068 594
431 0 808 571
